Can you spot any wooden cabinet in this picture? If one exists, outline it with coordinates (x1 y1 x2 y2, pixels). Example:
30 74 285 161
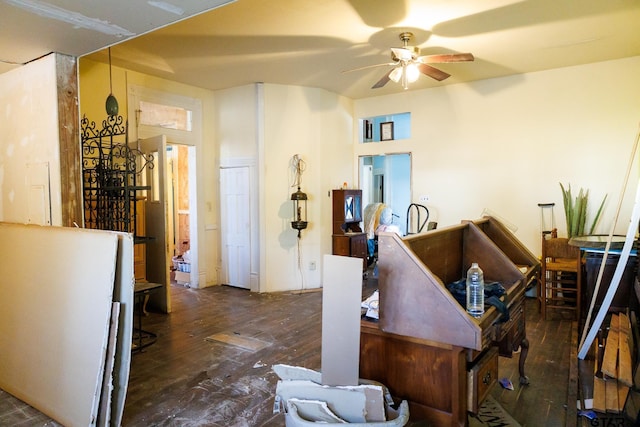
360 321 468 425
331 189 367 269
331 189 363 233
468 347 498 413
466 216 540 295
359 219 539 425
466 216 536 359
332 233 367 260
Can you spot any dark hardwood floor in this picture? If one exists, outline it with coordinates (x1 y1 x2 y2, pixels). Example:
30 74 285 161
1 274 581 426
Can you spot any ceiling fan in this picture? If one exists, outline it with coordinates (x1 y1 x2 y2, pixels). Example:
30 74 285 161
345 32 474 90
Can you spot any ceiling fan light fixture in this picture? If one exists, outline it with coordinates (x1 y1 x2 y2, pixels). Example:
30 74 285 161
406 63 420 83
348 31 474 91
389 66 402 83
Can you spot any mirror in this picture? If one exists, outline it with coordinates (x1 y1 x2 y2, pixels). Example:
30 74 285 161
359 153 411 236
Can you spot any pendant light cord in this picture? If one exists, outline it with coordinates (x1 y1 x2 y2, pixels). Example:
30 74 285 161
108 47 113 94
292 154 306 188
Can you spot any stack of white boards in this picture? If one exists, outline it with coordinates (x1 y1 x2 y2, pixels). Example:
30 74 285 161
0 223 134 427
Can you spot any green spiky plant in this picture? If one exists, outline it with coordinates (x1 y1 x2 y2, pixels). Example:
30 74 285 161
559 183 607 238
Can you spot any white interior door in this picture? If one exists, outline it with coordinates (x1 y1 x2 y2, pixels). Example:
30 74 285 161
140 135 171 312
220 166 251 289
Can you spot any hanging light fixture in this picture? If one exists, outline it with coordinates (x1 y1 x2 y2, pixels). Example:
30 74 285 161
290 155 308 238
389 62 420 90
389 67 402 84
105 47 119 116
406 63 420 83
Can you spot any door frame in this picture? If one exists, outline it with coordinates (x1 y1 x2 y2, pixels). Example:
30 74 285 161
168 143 198 286
359 153 412 236
128 85 202 295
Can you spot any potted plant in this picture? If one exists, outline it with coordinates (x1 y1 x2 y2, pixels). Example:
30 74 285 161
559 183 607 238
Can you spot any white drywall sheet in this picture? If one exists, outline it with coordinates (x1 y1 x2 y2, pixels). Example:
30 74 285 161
110 232 134 426
276 379 367 423
0 223 119 426
321 254 362 387
98 303 120 427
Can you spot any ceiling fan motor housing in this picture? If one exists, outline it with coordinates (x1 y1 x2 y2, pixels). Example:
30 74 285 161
391 46 419 62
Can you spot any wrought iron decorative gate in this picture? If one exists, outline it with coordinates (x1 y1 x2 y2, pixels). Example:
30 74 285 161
81 113 153 236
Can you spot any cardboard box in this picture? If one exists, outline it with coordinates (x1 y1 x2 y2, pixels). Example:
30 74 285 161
175 271 190 284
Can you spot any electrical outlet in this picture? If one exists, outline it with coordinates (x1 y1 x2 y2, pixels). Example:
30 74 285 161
309 261 316 271
419 195 430 203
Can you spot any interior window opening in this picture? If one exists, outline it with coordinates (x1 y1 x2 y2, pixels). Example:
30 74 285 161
139 101 192 131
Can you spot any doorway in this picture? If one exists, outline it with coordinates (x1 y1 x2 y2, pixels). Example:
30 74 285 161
138 137 198 313
359 153 412 236
167 144 195 286
129 85 202 313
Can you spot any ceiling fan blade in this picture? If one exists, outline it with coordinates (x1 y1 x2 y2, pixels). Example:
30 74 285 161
418 53 475 63
342 62 396 73
417 63 450 81
372 69 394 89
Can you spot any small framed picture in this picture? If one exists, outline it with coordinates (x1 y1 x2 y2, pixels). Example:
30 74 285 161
363 120 373 140
380 121 394 141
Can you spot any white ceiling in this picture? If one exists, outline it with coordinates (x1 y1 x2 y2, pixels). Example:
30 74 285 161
2 0 640 100
0 0 234 70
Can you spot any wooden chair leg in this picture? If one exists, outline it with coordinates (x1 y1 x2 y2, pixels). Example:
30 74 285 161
541 272 547 320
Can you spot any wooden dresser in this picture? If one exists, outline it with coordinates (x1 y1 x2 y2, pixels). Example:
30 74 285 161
331 189 367 269
359 218 539 426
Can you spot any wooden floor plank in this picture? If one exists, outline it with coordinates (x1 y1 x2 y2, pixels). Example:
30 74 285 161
567 316 579 427
610 313 620 332
602 329 619 378
204 332 272 351
618 382 630 413
619 328 633 387
606 379 620 413
593 377 606 413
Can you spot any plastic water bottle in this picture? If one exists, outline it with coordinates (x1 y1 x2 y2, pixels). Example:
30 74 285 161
466 262 484 318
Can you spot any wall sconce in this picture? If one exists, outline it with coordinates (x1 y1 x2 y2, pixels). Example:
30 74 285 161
290 155 308 238
291 186 308 238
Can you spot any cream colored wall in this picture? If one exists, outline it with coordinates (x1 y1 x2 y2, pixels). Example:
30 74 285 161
261 84 353 292
216 84 258 159
79 58 219 287
77 54 640 293
215 84 259 290
0 54 62 225
354 56 640 256
216 83 353 292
